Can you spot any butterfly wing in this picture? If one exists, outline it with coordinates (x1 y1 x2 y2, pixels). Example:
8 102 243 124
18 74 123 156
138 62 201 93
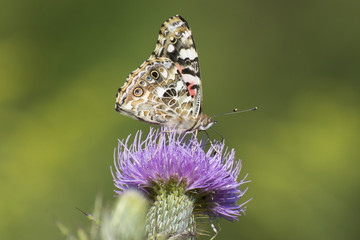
149 15 202 119
115 58 198 131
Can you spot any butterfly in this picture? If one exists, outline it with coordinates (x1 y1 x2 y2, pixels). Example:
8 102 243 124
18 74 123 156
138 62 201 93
115 15 216 133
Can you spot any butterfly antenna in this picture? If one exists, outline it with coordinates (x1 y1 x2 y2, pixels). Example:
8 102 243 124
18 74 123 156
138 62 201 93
211 107 258 118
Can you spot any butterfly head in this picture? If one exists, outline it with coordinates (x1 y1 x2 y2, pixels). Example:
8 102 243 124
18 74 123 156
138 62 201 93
196 113 217 131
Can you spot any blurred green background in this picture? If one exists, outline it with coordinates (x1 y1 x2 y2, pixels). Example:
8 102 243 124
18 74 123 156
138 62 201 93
1 0 359 239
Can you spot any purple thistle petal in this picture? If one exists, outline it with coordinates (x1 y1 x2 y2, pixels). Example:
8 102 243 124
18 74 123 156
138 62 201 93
112 128 250 221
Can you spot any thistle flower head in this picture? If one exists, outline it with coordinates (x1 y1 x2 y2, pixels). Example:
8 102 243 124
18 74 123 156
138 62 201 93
112 128 249 221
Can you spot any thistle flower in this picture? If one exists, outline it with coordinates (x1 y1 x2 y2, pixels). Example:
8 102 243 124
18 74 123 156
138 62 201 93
113 128 249 238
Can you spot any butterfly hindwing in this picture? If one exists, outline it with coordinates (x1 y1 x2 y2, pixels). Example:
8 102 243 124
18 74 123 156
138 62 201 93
116 58 198 130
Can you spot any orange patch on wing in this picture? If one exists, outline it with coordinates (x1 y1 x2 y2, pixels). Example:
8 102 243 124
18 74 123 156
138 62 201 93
176 63 196 98
187 82 196 98
175 63 184 74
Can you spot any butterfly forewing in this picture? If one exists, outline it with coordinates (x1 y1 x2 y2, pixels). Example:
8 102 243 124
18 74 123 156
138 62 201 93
150 15 202 118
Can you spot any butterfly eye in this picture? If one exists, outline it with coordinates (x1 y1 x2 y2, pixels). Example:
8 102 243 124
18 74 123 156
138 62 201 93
139 80 146 86
150 70 160 80
146 76 152 81
133 87 144 97
169 36 177 44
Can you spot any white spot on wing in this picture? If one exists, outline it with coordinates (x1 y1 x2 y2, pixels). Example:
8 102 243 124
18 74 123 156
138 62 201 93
179 48 197 60
155 87 165 96
167 44 175 52
167 24 175 31
182 31 191 38
183 74 200 85
164 61 172 69
160 69 168 78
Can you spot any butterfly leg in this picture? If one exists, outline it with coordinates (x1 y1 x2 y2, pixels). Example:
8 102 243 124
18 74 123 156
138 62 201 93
204 130 222 155
209 127 224 143
191 130 199 155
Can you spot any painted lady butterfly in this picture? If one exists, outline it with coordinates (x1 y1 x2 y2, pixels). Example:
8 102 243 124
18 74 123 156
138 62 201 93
115 15 215 133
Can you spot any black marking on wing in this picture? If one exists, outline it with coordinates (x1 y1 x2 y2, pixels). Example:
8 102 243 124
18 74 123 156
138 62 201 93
178 15 190 30
158 48 164 57
168 50 179 63
190 84 200 90
181 68 196 76
163 88 177 98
